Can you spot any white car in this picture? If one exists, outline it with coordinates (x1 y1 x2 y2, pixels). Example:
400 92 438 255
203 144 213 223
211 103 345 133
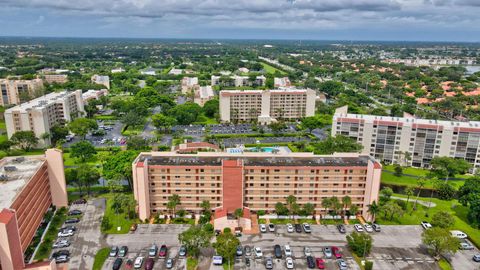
421 221 432 230
213 255 223 265
57 230 74 237
450 230 468 239
302 223 312 233
134 257 144 269
286 257 294 269
354 224 364 232
304 247 312 257
284 245 292 257
254 247 263 258
286 223 294 233
259 224 267 233
363 224 374 233
52 240 70 248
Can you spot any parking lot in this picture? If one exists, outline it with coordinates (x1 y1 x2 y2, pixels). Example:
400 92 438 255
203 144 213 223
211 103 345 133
172 123 298 136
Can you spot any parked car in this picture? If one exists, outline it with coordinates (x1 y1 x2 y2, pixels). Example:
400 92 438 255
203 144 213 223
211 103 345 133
165 258 174 269
323 247 332 259
337 259 348 270
134 257 144 269
119 246 128 257
148 244 157 257
354 224 364 232
306 256 315 269
130 223 138 232
274 245 282 258
213 256 223 265
145 258 154 270
125 259 133 269
51 250 70 259
68 210 82 216
421 221 432 230
337 224 346 234
236 245 243 256
460 240 474 250
109 246 119 257
58 230 74 237
473 254 480 262
112 258 123 270
295 224 302 233
254 247 263 258
268 223 276 232
159 245 167 257
72 198 86 204
55 255 69 264
286 257 294 269
450 230 468 239
304 247 312 257
286 223 294 233
284 245 293 257
332 246 342 259
61 225 76 232
245 257 251 267
52 240 70 249
65 218 80 224
260 224 267 233
179 246 187 257
363 224 374 233
316 258 325 269
372 223 381 232
265 257 273 269
303 223 312 233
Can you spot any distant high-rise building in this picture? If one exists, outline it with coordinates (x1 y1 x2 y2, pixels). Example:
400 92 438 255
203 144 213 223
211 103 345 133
0 79 44 106
274 77 291 88
91 74 110 89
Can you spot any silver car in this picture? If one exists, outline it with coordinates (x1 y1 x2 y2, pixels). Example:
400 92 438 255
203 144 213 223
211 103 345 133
323 247 332 258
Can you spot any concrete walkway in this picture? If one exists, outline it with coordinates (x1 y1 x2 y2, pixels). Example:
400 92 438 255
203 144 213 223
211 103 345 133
391 196 437 207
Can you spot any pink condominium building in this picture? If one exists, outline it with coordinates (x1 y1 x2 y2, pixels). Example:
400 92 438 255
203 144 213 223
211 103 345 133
132 151 382 228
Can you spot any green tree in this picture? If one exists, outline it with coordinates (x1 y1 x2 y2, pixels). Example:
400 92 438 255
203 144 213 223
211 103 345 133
413 178 427 210
342 196 352 219
346 231 373 257
286 195 298 219
102 150 139 190
168 103 202 125
167 194 181 217
178 225 212 258
430 157 471 181
152 113 177 132
311 135 362 155
431 211 455 229
68 118 98 139
275 202 289 216
302 203 315 216
458 177 480 227
321 197 332 219
380 187 393 204
348 204 359 219
330 196 342 218
404 186 415 205
435 182 456 201
233 208 243 228
126 136 149 150
213 231 240 269
422 228 459 259
10 131 38 151
50 124 69 146
200 200 211 213
70 140 97 162
367 201 380 222
76 164 100 195
393 164 403 177
382 201 404 221
203 99 219 118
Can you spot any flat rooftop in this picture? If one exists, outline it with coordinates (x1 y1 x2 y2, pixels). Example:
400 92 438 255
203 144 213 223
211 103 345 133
5 91 73 112
0 156 45 209
136 152 372 167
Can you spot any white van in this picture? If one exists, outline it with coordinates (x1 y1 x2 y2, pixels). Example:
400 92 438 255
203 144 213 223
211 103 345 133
212 255 223 265
450 230 468 239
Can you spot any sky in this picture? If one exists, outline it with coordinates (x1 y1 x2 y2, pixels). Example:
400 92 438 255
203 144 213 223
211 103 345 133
0 0 479 42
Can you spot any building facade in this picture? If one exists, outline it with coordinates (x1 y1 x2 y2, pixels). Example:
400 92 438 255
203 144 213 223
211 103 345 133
0 79 44 106
332 105 480 170
90 75 110 89
42 75 68 84
181 77 199 94
274 77 291 88
219 89 316 124
132 152 382 225
0 149 67 270
193 86 215 107
4 91 85 147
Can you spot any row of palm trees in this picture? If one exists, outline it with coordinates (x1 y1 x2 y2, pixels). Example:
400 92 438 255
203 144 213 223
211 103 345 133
321 195 358 219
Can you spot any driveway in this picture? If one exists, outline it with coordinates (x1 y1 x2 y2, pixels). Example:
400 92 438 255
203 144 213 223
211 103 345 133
68 198 106 270
449 247 480 270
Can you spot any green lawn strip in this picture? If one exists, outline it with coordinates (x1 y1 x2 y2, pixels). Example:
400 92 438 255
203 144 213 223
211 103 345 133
63 152 101 167
92 248 110 270
187 257 198 270
100 193 138 234
34 208 68 261
438 258 453 270
259 62 286 75
381 171 465 189
376 193 480 248
171 218 195 225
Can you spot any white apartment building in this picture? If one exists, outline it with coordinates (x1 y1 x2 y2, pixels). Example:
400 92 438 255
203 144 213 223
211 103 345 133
274 77 291 88
220 89 315 124
181 77 199 94
332 106 480 170
82 89 109 103
0 79 44 106
194 86 215 107
4 90 85 147
211 75 266 87
91 74 110 89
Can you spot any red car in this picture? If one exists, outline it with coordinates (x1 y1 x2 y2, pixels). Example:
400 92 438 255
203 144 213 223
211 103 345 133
145 258 154 270
315 258 325 269
159 245 167 257
125 259 133 269
332 246 342 259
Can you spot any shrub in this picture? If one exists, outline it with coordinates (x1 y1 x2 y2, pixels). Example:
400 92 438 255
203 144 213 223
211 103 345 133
257 210 266 216
395 199 407 210
436 182 456 200
223 227 231 234
393 164 403 177
346 231 373 257
101 216 111 231
365 261 373 270
203 223 214 233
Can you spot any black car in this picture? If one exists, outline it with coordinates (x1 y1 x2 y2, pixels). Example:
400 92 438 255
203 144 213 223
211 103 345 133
112 258 123 270
61 225 77 232
72 198 87 204
306 256 315 269
274 245 282 258
337 224 346 234
295 224 302 233
245 258 251 267
51 250 70 259
65 218 80 224
68 210 82 216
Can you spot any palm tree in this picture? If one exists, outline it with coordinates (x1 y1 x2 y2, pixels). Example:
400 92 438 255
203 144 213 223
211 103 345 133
321 197 332 219
200 200 211 214
286 195 297 220
342 196 352 219
413 178 427 210
167 194 181 218
404 186 415 205
234 208 243 228
367 201 380 222
330 197 341 219
348 204 359 220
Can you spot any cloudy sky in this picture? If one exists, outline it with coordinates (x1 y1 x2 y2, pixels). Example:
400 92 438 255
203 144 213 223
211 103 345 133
0 0 479 41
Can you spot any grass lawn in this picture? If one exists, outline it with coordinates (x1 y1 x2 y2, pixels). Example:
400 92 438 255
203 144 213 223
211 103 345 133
187 257 198 270
63 152 102 167
260 62 286 75
258 218 317 225
438 258 453 270
100 193 138 234
34 208 68 260
122 124 144 136
94 115 117 121
194 113 219 125
381 166 467 189
171 218 195 225
92 248 110 270
376 193 480 248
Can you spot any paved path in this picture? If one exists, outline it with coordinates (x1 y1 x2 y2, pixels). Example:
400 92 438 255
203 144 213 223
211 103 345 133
391 196 437 207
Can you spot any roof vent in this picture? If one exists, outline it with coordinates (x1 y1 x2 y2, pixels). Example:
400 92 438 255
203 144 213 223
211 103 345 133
4 166 17 172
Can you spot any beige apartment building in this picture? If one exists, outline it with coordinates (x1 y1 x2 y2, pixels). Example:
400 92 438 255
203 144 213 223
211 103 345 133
219 89 316 124
4 90 85 147
332 105 480 170
43 74 68 84
90 74 110 89
132 151 382 228
0 79 44 106
193 86 215 107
